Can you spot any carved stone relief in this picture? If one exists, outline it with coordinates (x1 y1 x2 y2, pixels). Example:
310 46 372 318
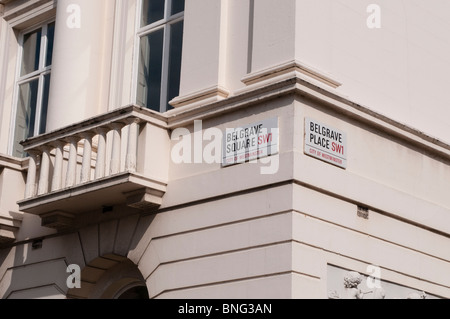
327 265 439 299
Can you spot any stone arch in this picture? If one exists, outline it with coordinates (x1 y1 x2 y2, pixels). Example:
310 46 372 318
67 254 149 299
69 212 158 298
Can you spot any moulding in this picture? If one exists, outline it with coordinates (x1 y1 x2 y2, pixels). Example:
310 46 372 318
0 153 26 171
166 71 450 162
242 60 342 89
18 171 167 217
0 0 14 15
0 214 22 228
0 212 22 245
3 0 55 29
20 105 168 150
169 85 230 110
167 78 296 129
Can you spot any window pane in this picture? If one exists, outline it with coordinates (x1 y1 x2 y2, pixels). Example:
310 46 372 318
45 22 55 67
13 79 39 157
39 74 51 134
171 0 185 15
137 29 164 111
142 0 165 27
21 28 42 76
166 21 183 111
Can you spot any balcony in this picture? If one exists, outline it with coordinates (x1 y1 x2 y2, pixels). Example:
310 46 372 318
17 106 169 230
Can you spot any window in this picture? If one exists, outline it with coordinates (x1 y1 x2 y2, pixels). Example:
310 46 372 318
12 21 55 158
136 0 184 113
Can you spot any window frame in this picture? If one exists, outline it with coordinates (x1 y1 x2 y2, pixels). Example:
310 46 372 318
132 0 184 113
9 18 55 157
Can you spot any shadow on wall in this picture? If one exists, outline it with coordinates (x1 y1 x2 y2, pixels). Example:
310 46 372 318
1 205 157 299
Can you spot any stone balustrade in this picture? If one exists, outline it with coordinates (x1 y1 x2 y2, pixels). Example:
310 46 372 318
24 118 141 200
18 106 169 228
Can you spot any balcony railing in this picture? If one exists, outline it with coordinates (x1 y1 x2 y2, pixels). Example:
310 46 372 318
18 106 169 230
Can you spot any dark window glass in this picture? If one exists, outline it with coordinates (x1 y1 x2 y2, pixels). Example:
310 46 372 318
142 0 166 27
138 0 184 113
171 0 185 15
138 29 164 111
45 22 55 67
13 79 39 157
166 21 183 110
39 74 51 134
21 28 42 76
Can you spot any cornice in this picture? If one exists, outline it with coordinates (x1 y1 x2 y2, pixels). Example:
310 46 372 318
0 153 27 171
166 64 450 162
2 0 55 29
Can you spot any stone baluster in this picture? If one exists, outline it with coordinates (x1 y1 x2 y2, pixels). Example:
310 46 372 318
95 127 108 180
125 118 140 173
65 136 79 188
109 123 123 176
37 146 52 195
25 150 39 199
80 132 95 183
51 141 65 192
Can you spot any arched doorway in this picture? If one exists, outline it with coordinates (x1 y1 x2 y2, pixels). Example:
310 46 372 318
117 285 149 299
67 254 149 299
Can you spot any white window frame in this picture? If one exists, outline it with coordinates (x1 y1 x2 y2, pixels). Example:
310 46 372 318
9 18 55 157
132 0 184 113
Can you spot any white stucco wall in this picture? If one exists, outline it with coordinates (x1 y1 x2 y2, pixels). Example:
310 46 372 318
295 0 450 144
0 0 449 299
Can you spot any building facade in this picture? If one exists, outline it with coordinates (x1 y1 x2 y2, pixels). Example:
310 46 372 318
0 0 449 299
